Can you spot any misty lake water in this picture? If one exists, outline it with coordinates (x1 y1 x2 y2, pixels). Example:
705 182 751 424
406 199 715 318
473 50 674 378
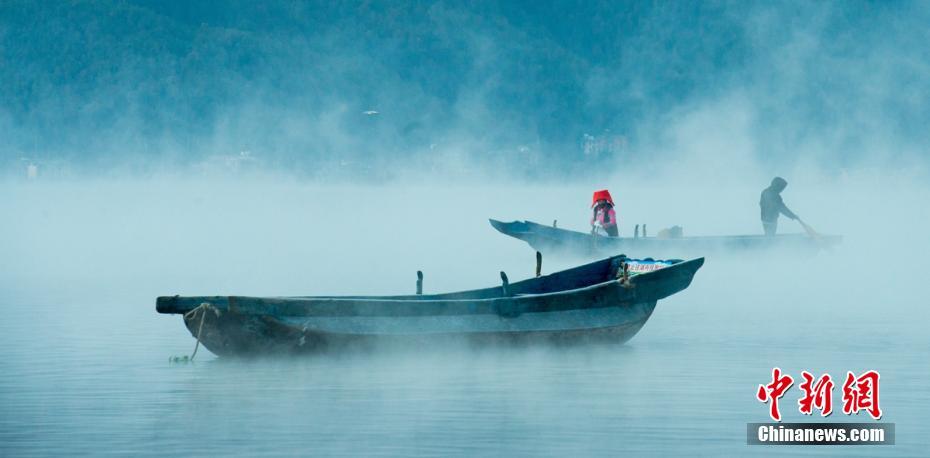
1 178 928 456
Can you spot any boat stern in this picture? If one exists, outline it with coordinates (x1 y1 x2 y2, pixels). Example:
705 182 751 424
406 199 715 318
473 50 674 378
156 295 231 315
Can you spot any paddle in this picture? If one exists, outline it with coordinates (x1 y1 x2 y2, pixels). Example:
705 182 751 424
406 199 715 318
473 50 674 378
797 218 820 238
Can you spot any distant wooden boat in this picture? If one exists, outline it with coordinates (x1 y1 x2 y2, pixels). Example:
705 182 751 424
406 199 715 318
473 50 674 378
490 219 841 259
156 255 704 356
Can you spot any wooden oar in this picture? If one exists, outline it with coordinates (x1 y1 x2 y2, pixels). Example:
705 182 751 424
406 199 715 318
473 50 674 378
797 218 820 238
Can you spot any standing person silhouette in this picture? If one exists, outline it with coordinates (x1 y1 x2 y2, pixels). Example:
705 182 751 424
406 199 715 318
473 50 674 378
759 177 799 236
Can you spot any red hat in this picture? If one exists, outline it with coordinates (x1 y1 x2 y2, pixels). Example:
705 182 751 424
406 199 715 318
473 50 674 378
591 189 614 207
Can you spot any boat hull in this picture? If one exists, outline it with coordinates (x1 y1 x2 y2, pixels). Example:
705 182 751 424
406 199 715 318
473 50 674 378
181 301 658 356
490 219 841 259
158 256 703 357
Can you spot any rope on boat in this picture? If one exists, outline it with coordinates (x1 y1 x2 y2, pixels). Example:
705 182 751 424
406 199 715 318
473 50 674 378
617 260 634 289
170 302 221 364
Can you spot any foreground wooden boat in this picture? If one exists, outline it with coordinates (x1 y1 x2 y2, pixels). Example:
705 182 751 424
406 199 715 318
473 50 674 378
156 255 704 356
490 219 841 259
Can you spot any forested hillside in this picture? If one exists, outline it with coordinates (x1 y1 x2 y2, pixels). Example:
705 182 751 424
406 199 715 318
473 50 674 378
1 0 926 175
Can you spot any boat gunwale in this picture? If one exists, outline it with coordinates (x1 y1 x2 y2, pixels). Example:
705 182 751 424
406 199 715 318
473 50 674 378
157 257 704 317
490 218 842 243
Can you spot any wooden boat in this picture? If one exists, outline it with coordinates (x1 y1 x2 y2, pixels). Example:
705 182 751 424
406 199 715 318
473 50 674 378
490 219 841 259
156 255 704 356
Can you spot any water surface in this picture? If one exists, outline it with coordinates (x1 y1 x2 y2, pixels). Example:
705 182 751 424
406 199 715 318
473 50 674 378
1 179 926 456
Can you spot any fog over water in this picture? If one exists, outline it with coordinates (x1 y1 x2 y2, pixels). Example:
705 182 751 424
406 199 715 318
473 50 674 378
2 164 928 456
2 1 930 456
